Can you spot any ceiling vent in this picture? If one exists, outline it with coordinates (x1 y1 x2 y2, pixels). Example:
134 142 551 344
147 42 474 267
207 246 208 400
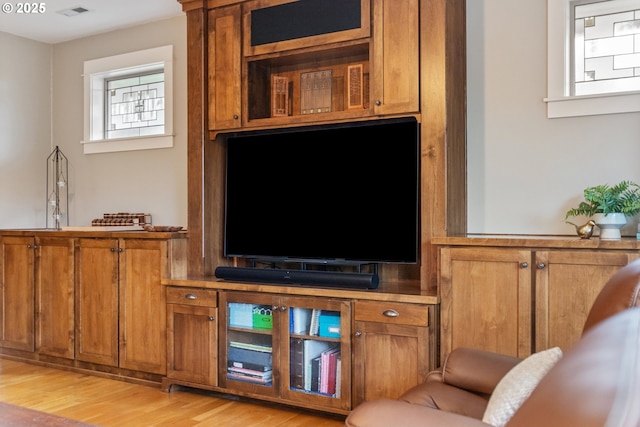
57 6 90 17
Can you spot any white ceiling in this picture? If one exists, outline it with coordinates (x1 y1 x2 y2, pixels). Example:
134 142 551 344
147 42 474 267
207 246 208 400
0 0 184 44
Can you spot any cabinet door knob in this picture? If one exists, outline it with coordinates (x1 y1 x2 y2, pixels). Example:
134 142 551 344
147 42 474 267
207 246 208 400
185 293 197 300
208 316 215 321
537 263 546 269
27 244 32 249
110 247 116 252
520 262 529 268
233 114 239 120
382 309 399 318
272 305 279 311
280 305 287 312
355 331 362 337
375 100 382 106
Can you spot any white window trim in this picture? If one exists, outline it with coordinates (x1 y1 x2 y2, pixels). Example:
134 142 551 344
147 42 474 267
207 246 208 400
545 0 640 118
82 45 174 154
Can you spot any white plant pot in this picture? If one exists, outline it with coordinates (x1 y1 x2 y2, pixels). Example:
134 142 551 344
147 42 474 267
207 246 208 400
594 213 627 240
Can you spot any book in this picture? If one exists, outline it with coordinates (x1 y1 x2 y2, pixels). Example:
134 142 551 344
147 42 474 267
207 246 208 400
230 360 270 372
229 341 272 353
227 372 272 385
271 75 289 117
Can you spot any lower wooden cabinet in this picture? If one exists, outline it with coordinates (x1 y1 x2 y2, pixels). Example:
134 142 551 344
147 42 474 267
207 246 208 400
438 238 640 361
164 285 438 414
0 231 186 382
36 236 76 359
352 301 436 407
0 236 35 352
75 238 119 366
166 286 218 385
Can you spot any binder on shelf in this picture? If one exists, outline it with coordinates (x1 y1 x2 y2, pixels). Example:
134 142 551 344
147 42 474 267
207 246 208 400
309 309 321 336
291 307 311 334
228 346 273 370
290 338 305 389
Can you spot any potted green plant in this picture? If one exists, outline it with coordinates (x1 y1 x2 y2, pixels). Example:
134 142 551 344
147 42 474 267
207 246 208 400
565 180 640 240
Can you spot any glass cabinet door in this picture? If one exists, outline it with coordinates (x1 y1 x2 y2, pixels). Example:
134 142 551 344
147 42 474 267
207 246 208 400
221 292 279 397
282 296 351 410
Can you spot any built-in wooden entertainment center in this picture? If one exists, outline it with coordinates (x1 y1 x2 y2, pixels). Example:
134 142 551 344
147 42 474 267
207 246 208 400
167 0 466 414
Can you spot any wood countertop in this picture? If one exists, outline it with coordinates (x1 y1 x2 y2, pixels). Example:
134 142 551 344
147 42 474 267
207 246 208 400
433 234 640 250
163 275 439 304
0 229 188 239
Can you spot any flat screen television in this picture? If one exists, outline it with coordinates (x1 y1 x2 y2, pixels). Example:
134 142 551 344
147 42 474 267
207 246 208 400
223 117 420 267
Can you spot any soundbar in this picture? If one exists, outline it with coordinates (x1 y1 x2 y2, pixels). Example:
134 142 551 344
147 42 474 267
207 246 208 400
214 266 379 289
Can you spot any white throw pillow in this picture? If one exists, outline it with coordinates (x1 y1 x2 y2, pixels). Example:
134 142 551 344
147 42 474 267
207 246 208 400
482 347 563 427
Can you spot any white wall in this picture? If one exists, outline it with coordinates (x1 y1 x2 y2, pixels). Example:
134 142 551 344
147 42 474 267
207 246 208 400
466 1 640 236
0 33 52 228
0 15 188 229
51 15 188 228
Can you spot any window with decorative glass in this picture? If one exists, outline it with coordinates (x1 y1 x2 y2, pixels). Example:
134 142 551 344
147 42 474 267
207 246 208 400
105 71 165 139
571 0 640 96
545 0 640 118
82 45 173 154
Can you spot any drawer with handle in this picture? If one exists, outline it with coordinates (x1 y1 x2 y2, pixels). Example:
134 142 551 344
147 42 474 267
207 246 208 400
166 286 217 307
354 300 428 327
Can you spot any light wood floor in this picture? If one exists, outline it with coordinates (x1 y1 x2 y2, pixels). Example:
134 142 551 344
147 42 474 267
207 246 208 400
0 358 346 426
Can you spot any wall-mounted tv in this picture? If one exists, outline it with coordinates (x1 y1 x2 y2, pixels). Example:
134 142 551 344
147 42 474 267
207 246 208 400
223 117 420 266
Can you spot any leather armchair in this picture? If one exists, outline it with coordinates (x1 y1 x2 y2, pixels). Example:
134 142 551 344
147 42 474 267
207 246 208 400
345 258 640 427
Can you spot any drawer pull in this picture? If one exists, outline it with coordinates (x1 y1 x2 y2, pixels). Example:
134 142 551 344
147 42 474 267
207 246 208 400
382 309 399 318
185 293 197 300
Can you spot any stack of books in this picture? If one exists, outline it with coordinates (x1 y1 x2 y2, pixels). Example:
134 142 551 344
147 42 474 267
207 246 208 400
227 341 273 385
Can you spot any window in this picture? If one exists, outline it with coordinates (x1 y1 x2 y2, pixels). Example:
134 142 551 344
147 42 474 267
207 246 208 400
545 0 640 118
82 45 173 154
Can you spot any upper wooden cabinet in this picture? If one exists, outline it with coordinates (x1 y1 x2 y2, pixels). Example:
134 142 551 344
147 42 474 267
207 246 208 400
206 0 420 131
208 5 242 130
371 0 419 115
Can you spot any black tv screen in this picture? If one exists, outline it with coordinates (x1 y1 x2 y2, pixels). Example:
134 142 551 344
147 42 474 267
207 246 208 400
223 117 420 264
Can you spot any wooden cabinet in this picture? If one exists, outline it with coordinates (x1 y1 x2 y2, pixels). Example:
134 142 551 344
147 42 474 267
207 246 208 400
205 0 419 128
440 247 533 359
166 286 218 385
208 4 242 130
119 239 170 375
370 0 419 115
352 300 436 406
0 236 35 352
437 237 640 361
534 250 638 352
219 291 351 412
75 238 119 366
35 237 75 359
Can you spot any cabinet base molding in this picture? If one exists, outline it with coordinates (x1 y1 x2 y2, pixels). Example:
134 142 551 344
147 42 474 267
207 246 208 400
0 353 163 389
162 377 351 416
